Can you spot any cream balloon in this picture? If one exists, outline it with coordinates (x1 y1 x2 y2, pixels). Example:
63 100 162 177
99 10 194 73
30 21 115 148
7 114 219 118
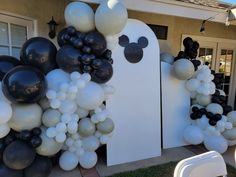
95 0 127 36
96 118 114 134
76 82 105 110
76 107 89 118
227 111 236 126
82 136 100 151
206 103 223 115
38 97 50 111
0 123 10 138
0 101 12 124
42 109 61 127
59 151 79 171
64 2 95 32
79 151 97 169
78 118 95 137
196 94 211 106
222 128 236 141
36 128 63 156
173 59 195 80
9 104 42 131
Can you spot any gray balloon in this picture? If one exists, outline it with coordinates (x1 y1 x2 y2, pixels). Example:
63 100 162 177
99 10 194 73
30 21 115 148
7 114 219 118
96 118 114 134
78 118 95 137
38 97 50 111
9 104 42 131
42 109 61 127
173 59 195 80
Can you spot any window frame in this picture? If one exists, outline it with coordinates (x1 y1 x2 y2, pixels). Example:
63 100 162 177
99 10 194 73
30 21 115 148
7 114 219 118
0 11 37 56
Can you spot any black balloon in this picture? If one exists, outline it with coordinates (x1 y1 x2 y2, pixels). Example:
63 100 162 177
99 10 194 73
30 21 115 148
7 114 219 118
0 164 23 177
2 65 47 103
24 156 52 177
30 136 42 148
32 128 42 136
18 130 32 141
20 37 57 74
56 45 82 73
91 59 113 84
0 55 21 80
84 31 107 56
3 140 36 170
57 28 69 47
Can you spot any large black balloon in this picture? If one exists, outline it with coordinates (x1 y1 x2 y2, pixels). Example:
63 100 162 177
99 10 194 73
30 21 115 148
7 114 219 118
2 65 47 103
84 31 107 56
3 140 36 170
24 156 52 177
91 59 113 84
20 37 57 74
56 45 82 73
0 55 21 80
0 164 23 177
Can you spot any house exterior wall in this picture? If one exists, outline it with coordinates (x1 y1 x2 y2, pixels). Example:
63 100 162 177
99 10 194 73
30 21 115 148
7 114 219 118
0 0 67 44
128 10 236 56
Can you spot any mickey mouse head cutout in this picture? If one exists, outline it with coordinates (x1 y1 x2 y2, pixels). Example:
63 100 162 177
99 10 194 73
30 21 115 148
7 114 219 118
119 35 149 63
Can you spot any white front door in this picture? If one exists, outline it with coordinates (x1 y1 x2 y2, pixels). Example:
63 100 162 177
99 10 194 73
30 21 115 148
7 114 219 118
182 35 236 108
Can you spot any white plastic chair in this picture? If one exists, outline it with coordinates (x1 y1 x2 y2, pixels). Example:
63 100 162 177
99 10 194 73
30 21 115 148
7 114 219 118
174 151 227 177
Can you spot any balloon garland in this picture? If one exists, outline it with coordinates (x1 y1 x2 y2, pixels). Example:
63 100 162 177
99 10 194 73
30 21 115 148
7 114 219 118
162 37 236 154
0 0 127 176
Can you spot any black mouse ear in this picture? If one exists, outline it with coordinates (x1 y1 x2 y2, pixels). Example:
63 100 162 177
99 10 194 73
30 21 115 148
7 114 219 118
138 36 148 48
119 35 130 47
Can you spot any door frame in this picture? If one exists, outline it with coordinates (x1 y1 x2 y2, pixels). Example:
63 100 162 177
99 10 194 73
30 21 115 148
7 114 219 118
181 34 236 107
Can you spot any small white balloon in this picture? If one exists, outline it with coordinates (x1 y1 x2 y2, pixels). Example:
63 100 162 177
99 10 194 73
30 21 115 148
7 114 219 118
0 101 12 124
75 80 86 89
46 127 57 138
79 151 97 169
42 109 61 127
60 83 69 92
56 133 67 143
74 140 82 148
46 90 57 99
50 99 61 109
66 138 74 147
57 91 67 100
59 151 79 171
67 121 78 134
81 73 91 83
0 123 10 138
183 125 204 145
61 113 72 124
59 100 77 114
216 120 225 129
70 72 81 81
56 122 67 133
69 146 77 152
225 122 233 130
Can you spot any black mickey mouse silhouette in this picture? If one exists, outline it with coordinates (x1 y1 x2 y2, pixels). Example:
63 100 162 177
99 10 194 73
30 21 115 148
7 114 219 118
119 35 149 63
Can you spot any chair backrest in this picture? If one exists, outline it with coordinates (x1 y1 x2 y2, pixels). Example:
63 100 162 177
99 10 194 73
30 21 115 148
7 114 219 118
174 151 227 177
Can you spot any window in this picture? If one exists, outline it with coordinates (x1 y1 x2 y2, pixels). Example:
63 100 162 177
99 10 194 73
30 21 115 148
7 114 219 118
0 13 35 59
148 24 168 40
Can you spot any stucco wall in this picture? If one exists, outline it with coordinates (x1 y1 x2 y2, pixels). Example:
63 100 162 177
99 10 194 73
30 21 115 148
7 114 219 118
0 0 67 44
128 10 236 56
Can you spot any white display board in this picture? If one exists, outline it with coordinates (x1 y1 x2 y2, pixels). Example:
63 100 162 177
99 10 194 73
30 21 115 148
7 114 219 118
107 19 161 166
161 62 191 149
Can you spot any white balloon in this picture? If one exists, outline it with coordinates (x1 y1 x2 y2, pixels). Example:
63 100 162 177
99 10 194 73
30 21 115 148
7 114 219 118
66 138 74 147
78 118 95 137
218 89 226 96
227 111 236 126
173 59 195 80
70 72 81 81
37 128 63 156
95 0 127 36
56 133 67 143
160 52 174 65
67 121 78 134
223 128 236 140
76 82 105 110
42 109 61 127
59 100 77 114
183 125 204 145
0 101 12 124
106 35 119 50
82 136 100 151
46 127 57 138
59 151 79 171
64 2 95 32
79 151 97 169
61 113 72 124
9 104 42 131
56 122 67 133
0 123 10 138
196 94 211 106
50 99 61 109
46 69 70 91
196 116 208 130
76 148 85 157
206 103 223 115
0 82 10 103
204 134 228 153
81 73 91 83
46 90 57 99
100 135 110 144
185 79 200 92
225 122 233 130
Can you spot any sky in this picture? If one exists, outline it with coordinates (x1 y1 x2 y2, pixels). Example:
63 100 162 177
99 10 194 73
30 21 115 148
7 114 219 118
221 0 236 4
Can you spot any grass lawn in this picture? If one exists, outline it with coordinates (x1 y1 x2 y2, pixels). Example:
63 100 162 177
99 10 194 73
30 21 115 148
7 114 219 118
108 161 236 177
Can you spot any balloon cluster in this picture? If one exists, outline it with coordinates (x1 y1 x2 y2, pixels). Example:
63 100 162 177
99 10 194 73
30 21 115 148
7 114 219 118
175 37 201 70
0 0 127 174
